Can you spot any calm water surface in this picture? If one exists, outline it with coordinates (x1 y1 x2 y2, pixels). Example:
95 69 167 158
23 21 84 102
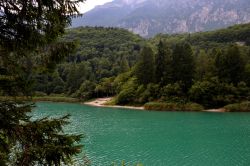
33 102 250 166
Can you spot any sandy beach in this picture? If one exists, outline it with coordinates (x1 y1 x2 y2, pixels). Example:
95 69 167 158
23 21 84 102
85 97 225 112
84 97 113 107
84 97 144 110
204 108 226 113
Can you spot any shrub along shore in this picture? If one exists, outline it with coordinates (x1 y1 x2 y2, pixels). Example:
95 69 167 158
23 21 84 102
1 96 249 112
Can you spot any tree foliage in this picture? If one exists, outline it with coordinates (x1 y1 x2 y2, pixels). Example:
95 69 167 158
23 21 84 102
155 41 172 85
215 45 245 84
135 46 155 85
0 0 85 165
34 27 143 98
113 36 249 109
0 0 81 51
171 42 195 90
33 24 250 108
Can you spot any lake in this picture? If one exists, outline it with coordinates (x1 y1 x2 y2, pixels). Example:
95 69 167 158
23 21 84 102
33 102 250 166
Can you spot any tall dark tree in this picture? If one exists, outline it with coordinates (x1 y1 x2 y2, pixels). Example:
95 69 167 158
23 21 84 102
50 71 65 94
65 63 87 94
244 64 250 86
155 41 172 85
195 50 216 80
120 56 130 73
246 37 250 46
215 45 245 84
172 42 195 90
0 0 85 165
135 46 155 85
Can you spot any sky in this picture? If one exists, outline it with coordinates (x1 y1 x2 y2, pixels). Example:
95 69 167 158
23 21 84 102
79 0 114 13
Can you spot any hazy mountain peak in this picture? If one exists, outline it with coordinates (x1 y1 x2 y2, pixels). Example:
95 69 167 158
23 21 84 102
72 0 250 37
120 0 144 5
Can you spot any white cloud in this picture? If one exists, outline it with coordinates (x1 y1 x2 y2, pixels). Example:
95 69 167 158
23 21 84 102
79 0 114 13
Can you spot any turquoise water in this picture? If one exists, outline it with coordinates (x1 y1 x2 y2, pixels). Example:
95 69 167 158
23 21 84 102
34 102 250 166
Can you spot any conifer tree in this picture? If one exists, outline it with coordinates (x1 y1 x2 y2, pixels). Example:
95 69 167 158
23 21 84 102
215 45 245 84
0 0 85 165
120 56 130 73
155 41 172 85
135 46 155 85
172 42 195 90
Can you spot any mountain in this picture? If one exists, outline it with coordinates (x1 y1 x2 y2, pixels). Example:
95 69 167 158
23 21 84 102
72 0 250 37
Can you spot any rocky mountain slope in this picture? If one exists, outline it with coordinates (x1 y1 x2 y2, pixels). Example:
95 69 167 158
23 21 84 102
72 0 250 37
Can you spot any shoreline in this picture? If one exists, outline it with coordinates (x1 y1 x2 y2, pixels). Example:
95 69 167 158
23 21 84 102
84 98 225 112
84 97 144 110
203 108 226 113
0 96 227 112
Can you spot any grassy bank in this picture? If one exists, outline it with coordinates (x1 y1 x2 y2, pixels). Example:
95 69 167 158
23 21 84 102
144 102 204 112
33 96 80 103
224 101 250 112
0 96 80 103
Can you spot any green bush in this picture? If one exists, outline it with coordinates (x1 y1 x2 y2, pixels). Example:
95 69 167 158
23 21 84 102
224 101 250 112
144 102 204 112
244 64 250 86
74 80 96 100
189 78 220 107
160 83 185 102
116 88 135 105
34 91 47 97
184 103 205 112
53 86 64 94
236 82 250 99
137 83 160 103
113 71 132 93
189 78 249 108
116 78 138 105
135 85 146 100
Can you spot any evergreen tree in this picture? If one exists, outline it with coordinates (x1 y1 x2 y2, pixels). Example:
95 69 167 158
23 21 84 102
172 42 195 90
215 45 245 84
65 63 88 94
246 37 250 46
155 41 172 85
244 64 250 86
50 71 65 94
0 0 84 165
195 50 216 80
65 64 78 94
120 56 130 73
135 46 155 85
34 73 50 94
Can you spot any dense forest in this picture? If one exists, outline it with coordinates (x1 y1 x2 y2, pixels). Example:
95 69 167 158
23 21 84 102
34 24 250 111
34 27 144 98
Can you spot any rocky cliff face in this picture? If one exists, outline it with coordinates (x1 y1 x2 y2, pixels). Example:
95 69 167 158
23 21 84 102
72 0 250 37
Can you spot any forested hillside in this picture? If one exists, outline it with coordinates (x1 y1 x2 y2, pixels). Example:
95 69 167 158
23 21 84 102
112 24 250 110
34 27 144 98
151 23 250 48
34 24 250 110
